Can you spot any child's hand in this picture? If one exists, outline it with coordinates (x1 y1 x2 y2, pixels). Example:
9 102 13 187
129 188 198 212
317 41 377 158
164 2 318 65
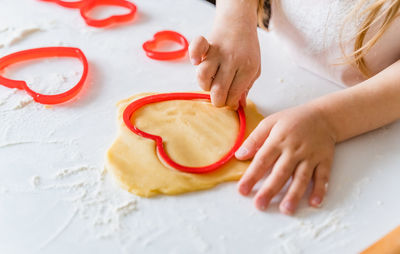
235 103 337 215
189 22 261 109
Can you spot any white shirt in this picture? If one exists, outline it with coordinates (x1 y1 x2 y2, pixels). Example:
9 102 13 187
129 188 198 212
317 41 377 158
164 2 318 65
269 0 400 86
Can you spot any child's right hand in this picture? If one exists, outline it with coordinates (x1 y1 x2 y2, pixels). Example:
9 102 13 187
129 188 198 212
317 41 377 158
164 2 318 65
189 15 261 109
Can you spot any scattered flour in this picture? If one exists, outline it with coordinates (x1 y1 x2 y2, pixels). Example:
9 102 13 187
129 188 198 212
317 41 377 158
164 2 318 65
271 176 374 252
274 209 349 251
0 90 37 111
12 96 33 110
0 186 9 194
0 139 74 149
352 177 371 200
54 165 95 179
0 25 42 47
8 27 41 46
32 165 139 243
196 208 209 221
25 72 80 96
115 200 138 217
186 224 210 253
31 175 41 188
279 239 300 254
0 159 139 244
0 89 18 106
0 64 82 111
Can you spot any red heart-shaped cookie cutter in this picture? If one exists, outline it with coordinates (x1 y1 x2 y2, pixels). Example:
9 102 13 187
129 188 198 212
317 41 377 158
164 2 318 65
39 0 137 28
0 47 89 105
123 93 246 174
80 0 137 27
142 31 189 61
40 0 87 9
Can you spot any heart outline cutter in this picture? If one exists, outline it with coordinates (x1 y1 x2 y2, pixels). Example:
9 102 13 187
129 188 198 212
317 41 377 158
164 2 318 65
123 92 247 174
0 47 89 105
142 31 189 61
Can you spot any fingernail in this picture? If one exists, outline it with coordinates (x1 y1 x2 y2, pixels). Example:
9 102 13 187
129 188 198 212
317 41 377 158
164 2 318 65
311 196 322 207
191 57 200 65
235 147 248 158
239 183 250 195
257 199 268 210
282 201 294 213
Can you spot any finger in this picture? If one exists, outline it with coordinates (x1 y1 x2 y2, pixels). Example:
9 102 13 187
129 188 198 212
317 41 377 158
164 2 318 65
197 59 219 91
237 139 280 196
189 36 210 65
279 161 315 215
254 152 297 210
235 117 276 160
255 66 261 80
309 162 331 208
225 68 257 109
239 91 247 108
239 68 259 107
209 64 237 107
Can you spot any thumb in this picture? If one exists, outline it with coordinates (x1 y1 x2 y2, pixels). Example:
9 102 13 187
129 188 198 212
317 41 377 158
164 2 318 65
188 36 210 65
235 117 275 160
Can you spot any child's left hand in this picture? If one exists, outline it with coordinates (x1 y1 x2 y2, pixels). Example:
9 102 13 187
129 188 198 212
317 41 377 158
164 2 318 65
235 103 337 215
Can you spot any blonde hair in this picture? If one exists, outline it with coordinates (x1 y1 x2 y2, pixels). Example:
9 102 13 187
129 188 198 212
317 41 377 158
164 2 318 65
257 0 400 77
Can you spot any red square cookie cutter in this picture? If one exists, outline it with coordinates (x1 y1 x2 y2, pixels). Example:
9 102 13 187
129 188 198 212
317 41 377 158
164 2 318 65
123 93 246 174
0 47 88 105
39 0 137 28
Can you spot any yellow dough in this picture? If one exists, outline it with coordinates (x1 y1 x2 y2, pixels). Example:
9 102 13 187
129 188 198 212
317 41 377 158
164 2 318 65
105 93 264 197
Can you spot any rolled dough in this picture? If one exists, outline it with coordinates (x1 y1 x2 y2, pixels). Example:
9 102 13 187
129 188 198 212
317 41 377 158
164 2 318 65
106 93 264 197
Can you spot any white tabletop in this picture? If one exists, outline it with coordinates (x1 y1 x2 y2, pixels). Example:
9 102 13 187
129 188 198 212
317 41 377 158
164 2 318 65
1 0 399 253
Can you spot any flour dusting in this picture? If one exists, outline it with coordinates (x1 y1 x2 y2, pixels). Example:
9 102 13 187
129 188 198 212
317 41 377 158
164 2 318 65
33 165 139 240
54 165 95 179
0 89 18 106
12 96 33 110
0 90 38 111
8 27 41 46
0 139 74 149
352 177 371 200
0 25 42 47
0 65 82 111
274 209 349 250
25 71 81 96
31 175 41 188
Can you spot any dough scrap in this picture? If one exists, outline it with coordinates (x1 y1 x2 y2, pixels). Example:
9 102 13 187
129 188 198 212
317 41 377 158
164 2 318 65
106 93 264 197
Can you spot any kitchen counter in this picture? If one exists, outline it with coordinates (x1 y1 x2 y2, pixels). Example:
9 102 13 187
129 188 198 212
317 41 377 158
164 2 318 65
0 0 399 253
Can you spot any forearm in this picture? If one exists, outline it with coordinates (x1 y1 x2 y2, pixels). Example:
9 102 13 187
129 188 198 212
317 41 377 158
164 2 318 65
214 0 259 30
311 60 400 142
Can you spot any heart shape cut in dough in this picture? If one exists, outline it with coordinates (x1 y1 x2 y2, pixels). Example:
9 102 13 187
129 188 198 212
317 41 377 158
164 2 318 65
0 47 88 105
106 92 265 197
142 31 189 60
123 93 246 174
